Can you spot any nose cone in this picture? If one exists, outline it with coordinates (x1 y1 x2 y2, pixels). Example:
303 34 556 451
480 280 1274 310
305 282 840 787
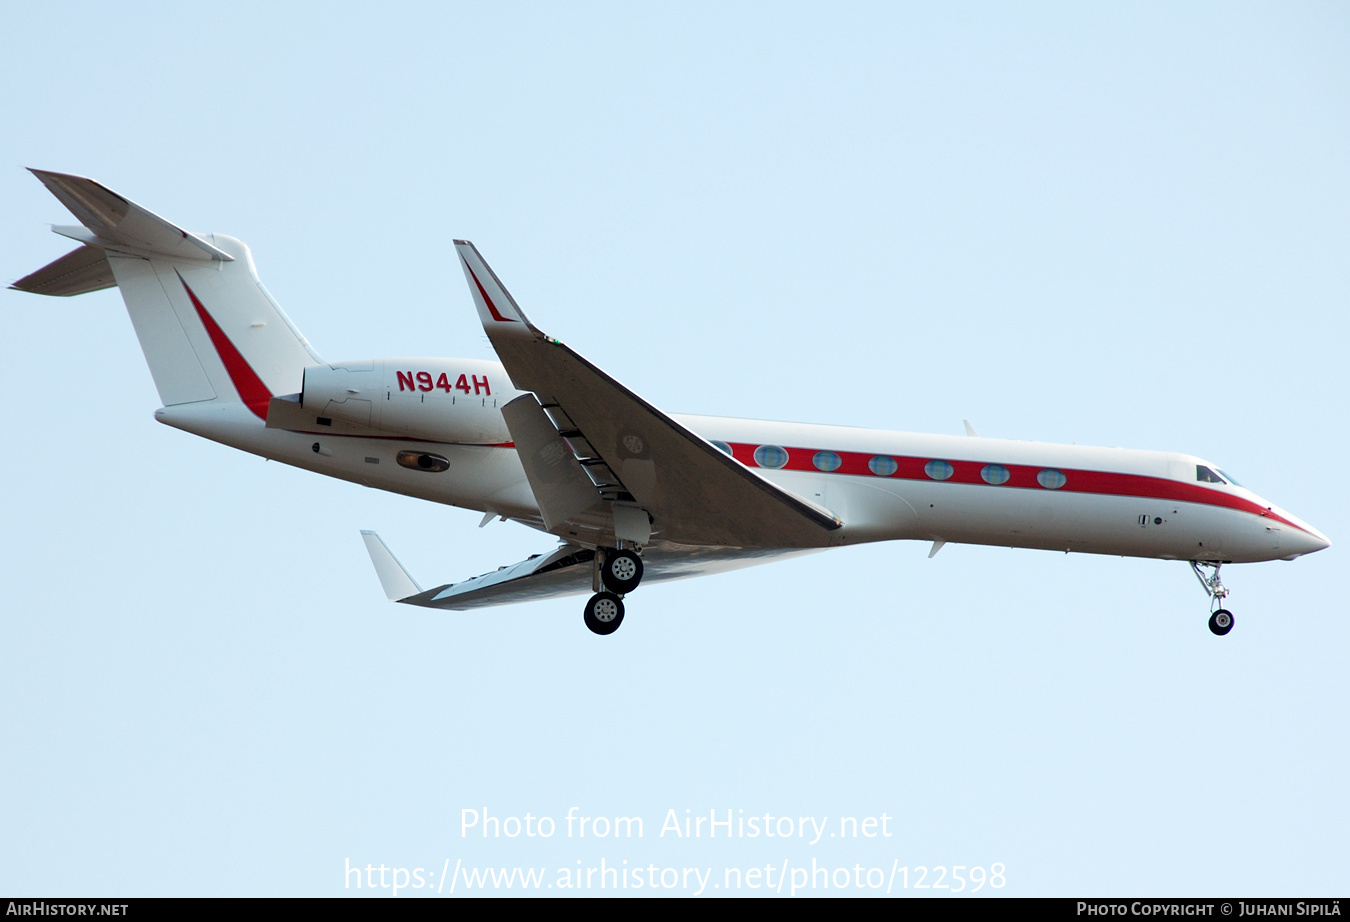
1267 500 1331 559
1283 522 1331 560
1250 495 1331 560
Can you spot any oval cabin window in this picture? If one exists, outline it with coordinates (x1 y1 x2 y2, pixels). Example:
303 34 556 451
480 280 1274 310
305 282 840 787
981 464 1011 486
813 451 842 472
924 460 955 481
1037 469 1067 490
753 445 789 469
868 455 898 477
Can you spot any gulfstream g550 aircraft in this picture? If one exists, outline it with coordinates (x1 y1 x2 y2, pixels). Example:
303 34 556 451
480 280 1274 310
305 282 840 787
13 170 1330 635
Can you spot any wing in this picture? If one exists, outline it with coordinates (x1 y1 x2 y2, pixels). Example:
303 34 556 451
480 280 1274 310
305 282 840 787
359 532 819 611
454 241 843 550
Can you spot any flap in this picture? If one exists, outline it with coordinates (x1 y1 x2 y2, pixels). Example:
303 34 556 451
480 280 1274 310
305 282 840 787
501 394 606 533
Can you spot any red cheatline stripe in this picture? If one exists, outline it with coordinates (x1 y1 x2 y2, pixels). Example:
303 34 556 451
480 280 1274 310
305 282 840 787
465 265 517 323
725 442 1307 534
295 432 515 448
179 275 272 421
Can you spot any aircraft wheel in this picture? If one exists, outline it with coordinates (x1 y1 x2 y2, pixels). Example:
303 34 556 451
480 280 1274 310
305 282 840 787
601 549 644 595
1208 609 1234 636
584 592 625 635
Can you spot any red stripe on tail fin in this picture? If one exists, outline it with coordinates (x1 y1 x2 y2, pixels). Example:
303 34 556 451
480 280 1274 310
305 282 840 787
178 274 272 420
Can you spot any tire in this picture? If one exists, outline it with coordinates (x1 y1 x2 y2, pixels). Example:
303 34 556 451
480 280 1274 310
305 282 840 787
584 592 625 635
1208 609 1234 636
601 549 644 595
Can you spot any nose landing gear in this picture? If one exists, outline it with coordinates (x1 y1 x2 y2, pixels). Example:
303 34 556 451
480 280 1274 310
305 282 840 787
1190 561 1235 636
583 547 645 635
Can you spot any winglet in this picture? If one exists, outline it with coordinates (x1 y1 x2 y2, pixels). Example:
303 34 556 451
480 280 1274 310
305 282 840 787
360 530 423 601
454 240 538 332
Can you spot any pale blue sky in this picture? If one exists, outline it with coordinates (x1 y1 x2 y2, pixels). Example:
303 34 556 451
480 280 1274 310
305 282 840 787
2 1 1347 896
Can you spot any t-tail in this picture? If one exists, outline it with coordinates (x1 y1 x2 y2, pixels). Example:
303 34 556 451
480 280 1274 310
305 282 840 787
11 169 322 419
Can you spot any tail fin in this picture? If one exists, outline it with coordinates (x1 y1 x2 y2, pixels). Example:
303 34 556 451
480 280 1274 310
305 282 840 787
12 170 322 417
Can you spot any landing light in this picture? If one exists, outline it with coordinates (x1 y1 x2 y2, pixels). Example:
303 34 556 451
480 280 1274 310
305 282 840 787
396 451 450 473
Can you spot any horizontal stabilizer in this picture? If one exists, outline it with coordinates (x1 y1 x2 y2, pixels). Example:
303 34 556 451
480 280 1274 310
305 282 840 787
28 169 233 262
10 244 115 296
360 531 423 601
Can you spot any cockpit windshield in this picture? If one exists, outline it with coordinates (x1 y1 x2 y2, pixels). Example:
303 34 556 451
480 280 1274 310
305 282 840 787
1217 470 1243 487
1196 465 1226 484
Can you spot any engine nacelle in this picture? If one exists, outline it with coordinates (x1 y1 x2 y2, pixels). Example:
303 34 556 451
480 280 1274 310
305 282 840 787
301 358 516 444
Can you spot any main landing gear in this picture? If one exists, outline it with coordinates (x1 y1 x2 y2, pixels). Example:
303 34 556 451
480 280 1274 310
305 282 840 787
1190 561 1235 636
583 548 645 635
583 592 625 635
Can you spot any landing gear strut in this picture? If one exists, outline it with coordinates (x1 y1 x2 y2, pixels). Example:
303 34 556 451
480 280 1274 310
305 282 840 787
583 547 645 635
1190 561 1235 636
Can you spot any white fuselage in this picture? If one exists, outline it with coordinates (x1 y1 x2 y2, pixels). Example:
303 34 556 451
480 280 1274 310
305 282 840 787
153 359 1329 567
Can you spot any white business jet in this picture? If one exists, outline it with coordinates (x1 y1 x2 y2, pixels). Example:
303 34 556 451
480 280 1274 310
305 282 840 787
13 170 1330 636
